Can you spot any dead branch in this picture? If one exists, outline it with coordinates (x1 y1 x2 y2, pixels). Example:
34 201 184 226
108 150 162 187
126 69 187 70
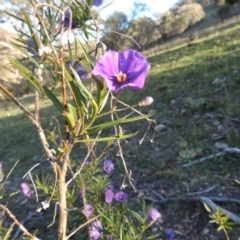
201 197 240 222
182 147 240 167
0 204 40 240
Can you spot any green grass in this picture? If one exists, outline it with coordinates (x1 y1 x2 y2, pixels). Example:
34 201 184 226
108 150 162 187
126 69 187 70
1 23 240 239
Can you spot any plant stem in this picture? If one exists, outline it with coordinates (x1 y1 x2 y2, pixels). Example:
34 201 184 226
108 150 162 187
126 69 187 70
57 152 69 240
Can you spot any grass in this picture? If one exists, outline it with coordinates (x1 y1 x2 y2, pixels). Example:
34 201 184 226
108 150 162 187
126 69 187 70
1 23 240 239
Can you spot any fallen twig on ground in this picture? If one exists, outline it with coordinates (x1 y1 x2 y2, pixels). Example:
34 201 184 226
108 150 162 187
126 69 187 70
201 196 240 222
145 195 240 205
182 147 240 167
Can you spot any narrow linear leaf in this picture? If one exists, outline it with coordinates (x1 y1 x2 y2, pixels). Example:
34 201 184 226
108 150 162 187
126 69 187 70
87 112 155 134
9 58 44 94
76 132 138 143
43 85 63 112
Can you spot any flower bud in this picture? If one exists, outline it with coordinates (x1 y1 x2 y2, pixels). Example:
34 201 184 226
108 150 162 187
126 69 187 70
138 96 154 107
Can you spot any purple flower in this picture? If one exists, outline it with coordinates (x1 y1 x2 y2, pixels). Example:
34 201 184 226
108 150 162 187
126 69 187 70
103 160 114 174
93 0 103 7
115 191 127 202
92 49 150 92
21 183 34 197
0 162 3 182
68 61 88 80
106 236 114 240
105 188 114 204
79 190 85 198
63 10 79 29
147 208 161 223
82 203 94 217
91 220 103 240
27 38 37 55
165 229 175 240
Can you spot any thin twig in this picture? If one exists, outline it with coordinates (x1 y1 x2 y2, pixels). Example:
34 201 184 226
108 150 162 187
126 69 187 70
66 140 97 187
0 84 55 161
66 215 100 239
28 171 39 203
0 205 40 240
186 185 216 196
3 222 15 240
47 202 59 228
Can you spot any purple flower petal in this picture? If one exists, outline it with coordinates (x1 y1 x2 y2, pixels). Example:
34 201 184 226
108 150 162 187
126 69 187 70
165 229 175 240
63 10 79 29
103 160 114 174
21 183 33 198
115 191 127 202
107 236 115 240
91 220 103 240
79 190 85 198
82 203 94 217
92 49 150 92
93 0 103 7
68 61 88 80
27 38 37 55
105 189 114 204
147 208 161 222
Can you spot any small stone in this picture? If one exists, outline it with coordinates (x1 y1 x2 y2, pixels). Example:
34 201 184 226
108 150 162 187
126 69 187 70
214 142 228 150
151 227 158 232
213 120 220 126
155 124 166 132
217 124 224 133
201 228 209 235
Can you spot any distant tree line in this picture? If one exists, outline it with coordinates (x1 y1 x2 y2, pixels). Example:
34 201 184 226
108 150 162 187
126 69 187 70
215 0 240 20
101 1 205 51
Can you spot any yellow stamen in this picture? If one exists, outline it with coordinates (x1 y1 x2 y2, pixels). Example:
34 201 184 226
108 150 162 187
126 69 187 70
116 72 127 83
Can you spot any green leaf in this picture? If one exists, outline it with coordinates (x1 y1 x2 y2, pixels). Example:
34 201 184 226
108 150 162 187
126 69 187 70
75 36 93 67
70 67 99 130
92 74 108 111
43 85 63 112
64 67 88 121
76 132 138 143
23 11 34 35
87 112 155 134
64 103 78 132
9 58 44 94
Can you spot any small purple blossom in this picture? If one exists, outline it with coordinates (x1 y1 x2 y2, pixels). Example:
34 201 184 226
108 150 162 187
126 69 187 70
82 203 94 217
21 183 34 197
92 49 150 92
27 38 37 55
115 191 127 203
105 188 114 204
63 10 79 29
147 208 161 223
91 220 103 240
103 160 114 174
93 0 103 7
106 236 115 240
79 190 85 198
68 61 88 80
165 229 175 240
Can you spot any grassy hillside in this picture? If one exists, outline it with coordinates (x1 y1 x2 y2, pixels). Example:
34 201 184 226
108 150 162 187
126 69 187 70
1 23 240 239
